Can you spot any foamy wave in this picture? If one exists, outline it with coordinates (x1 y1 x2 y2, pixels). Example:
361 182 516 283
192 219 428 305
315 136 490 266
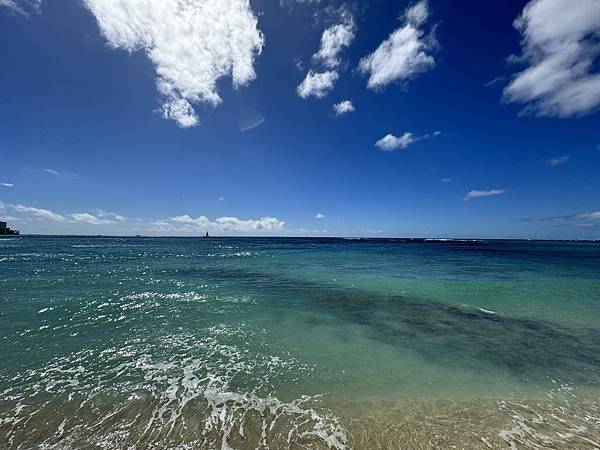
498 383 600 449
0 325 348 449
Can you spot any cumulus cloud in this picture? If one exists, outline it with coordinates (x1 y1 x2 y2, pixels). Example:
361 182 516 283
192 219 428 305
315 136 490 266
359 0 436 90
83 0 264 127
1 182 13 187
297 70 338 98
314 212 325 219
161 214 285 233
543 154 569 166
0 200 284 234
503 0 600 117
297 10 354 99
375 132 414 151
464 189 506 201
333 100 354 115
313 17 355 69
375 129 441 151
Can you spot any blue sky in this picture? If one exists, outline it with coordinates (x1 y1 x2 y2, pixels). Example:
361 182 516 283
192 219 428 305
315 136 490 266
0 0 599 238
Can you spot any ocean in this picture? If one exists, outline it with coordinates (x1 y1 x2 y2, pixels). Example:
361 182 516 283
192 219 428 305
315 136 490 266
1 236 599 448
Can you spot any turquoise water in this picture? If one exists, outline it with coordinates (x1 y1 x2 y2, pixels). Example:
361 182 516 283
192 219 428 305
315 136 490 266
1 236 600 448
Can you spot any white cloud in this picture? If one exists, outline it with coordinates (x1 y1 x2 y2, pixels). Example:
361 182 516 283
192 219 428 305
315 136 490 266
439 178 452 183
574 211 600 220
464 189 506 201
70 212 118 225
8 203 68 222
162 214 285 233
169 214 210 226
43 168 78 177
84 0 264 127
359 0 436 89
1 182 13 187
94 209 126 221
485 76 506 88
333 100 354 115
0 202 127 225
375 130 442 151
375 132 414 151
314 212 325 219
543 154 569 166
297 70 339 98
525 210 600 225
0 200 284 235
313 17 355 69
160 98 198 128
0 0 24 14
297 10 354 99
503 0 600 117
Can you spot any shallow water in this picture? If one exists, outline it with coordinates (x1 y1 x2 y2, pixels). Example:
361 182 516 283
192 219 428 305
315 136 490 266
1 236 599 448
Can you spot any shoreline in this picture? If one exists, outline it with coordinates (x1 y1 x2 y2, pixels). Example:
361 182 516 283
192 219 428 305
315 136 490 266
2 394 599 449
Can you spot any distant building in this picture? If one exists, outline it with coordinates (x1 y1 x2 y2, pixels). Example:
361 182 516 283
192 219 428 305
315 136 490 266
0 220 19 235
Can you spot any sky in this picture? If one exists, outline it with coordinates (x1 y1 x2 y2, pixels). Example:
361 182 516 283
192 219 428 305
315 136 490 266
0 0 599 238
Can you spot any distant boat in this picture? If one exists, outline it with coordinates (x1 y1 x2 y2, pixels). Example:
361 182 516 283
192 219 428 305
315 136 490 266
205 232 209 238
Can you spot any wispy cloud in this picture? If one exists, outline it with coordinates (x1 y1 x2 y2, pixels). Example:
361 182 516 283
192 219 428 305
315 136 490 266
359 0 436 90
0 0 40 16
3 203 69 222
83 0 264 127
464 189 506 201
439 178 452 183
0 201 126 225
333 100 354 116
375 130 441 151
314 212 325 219
43 168 78 177
484 76 506 88
93 209 126 221
524 210 600 228
503 0 600 117
0 182 13 187
542 155 569 167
